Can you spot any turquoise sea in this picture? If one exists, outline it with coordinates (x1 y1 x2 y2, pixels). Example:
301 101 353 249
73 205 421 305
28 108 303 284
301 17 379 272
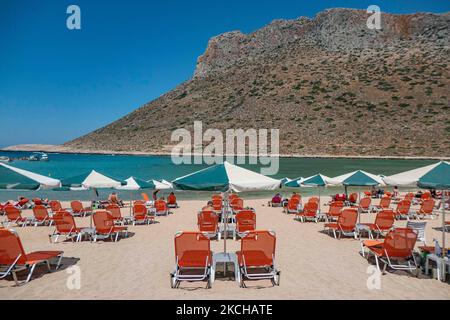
0 151 438 202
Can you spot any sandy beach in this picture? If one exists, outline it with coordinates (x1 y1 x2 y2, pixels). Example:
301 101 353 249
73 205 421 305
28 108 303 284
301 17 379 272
0 197 449 300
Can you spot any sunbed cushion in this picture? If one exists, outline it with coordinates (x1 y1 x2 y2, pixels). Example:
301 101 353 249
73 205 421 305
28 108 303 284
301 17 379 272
24 251 62 265
178 250 211 268
236 250 273 267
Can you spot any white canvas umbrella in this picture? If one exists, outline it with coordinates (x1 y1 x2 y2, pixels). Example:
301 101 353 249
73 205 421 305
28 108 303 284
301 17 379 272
383 161 450 187
60 170 124 189
0 162 60 190
149 179 173 190
173 161 281 253
300 174 341 213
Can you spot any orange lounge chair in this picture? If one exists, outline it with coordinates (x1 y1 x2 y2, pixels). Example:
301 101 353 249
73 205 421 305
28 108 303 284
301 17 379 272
404 193 414 202
4 206 32 228
231 198 244 213
15 198 30 209
32 198 44 206
50 211 86 243
170 231 212 289
394 200 412 220
295 201 319 223
0 228 63 285
155 200 169 216
105 204 124 225
361 228 418 274
32 205 53 227
141 193 151 203
197 211 220 240
212 198 223 212
359 197 372 213
235 230 280 287
167 194 178 209
70 201 92 218
284 198 300 214
324 209 358 239
131 204 153 225
49 200 63 213
92 211 128 242
235 210 256 239
411 199 436 220
371 196 392 213
308 197 319 204
347 193 358 206
356 210 395 239
326 201 343 222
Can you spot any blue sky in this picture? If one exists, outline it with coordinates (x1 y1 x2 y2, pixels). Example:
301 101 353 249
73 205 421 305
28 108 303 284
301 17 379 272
1 0 449 148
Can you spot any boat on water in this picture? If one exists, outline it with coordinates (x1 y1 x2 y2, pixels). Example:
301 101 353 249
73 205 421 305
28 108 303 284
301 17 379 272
15 152 50 162
0 156 12 163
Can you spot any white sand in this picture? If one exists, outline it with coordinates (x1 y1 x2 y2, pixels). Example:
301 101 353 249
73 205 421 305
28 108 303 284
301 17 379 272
0 197 449 300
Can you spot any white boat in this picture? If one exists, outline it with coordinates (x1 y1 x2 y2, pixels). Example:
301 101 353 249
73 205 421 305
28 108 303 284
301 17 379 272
0 156 11 163
29 152 49 161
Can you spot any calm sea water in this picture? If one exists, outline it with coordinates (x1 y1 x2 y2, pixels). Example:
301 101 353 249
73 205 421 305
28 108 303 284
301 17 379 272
0 151 437 202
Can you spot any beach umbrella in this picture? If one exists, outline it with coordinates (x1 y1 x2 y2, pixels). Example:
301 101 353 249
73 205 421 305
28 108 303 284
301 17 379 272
0 162 60 190
333 170 385 222
284 177 304 188
301 174 341 213
117 177 156 190
60 170 125 189
148 179 173 190
172 161 281 193
59 170 125 227
333 170 385 195
116 177 156 214
281 177 293 185
334 170 385 188
383 161 450 187
172 161 281 253
417 162 450 262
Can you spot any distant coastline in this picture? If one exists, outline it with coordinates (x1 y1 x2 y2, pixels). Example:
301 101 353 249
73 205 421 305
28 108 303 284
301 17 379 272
2 144 449 161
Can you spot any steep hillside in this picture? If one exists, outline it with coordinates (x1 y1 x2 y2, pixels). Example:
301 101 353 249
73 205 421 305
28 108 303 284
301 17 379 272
64 9 450 157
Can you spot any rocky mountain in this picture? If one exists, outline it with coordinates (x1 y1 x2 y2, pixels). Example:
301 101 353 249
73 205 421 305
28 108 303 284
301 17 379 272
64 8 450 157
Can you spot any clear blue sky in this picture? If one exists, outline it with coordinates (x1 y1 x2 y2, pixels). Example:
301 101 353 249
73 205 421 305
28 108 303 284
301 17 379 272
1 0 449 148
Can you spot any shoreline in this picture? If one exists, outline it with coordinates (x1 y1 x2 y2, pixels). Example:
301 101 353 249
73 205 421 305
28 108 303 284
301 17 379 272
1 145 449 161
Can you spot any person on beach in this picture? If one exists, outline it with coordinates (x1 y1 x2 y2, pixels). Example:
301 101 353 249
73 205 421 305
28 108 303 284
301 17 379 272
393 186 399 198
167 192 179 208
152 189 160 201
108 192 124 207
268 193 282 207
202 201 215 212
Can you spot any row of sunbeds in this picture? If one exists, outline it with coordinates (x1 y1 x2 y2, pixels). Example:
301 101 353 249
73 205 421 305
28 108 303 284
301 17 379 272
171 194 280 289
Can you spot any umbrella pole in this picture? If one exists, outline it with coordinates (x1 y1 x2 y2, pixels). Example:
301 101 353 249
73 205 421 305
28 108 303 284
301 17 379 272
319 187 321 214
358 189 362 223
223 189 230 254
442 190 446 257
130 191 132 216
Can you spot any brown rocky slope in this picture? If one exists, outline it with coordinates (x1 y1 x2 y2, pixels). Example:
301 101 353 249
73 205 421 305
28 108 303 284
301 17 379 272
64 9 450 157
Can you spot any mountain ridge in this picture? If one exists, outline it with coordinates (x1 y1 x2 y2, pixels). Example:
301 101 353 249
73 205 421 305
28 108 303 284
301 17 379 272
63 8 450 157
